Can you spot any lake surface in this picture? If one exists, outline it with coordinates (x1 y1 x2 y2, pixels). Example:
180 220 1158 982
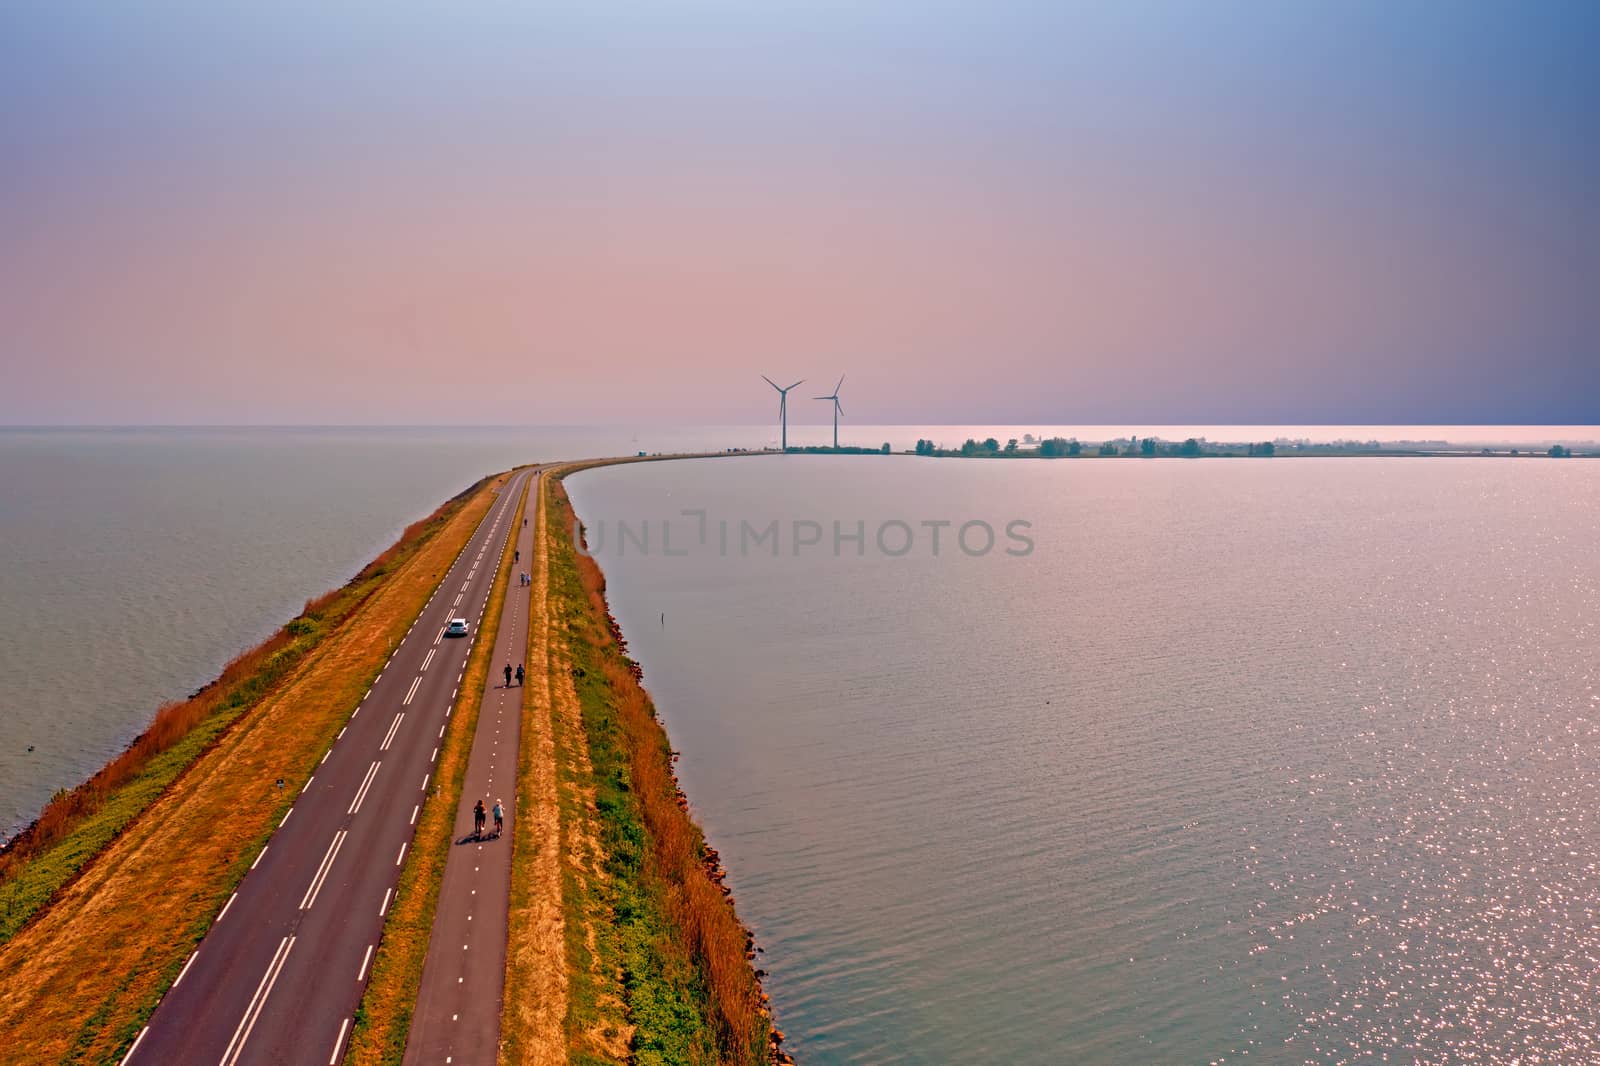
565 456 1600 1065
0 425 766 837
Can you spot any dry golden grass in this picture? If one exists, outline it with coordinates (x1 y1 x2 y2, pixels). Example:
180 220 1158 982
346 473 530 1066
0 490 486 906
0 473 508 1064
547 473 774 1065
550 591 631 1062
0 630 292 885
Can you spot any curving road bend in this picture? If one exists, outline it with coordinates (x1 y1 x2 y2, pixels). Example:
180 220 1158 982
123 467 534 1066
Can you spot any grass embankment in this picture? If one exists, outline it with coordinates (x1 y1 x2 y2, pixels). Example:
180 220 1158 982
0 472 510 1063
0 480 486 942
345 472 529 1065
509 471 774 1065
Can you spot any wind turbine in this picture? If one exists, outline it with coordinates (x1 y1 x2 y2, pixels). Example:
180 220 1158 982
815 374 845 448
762 375 804 451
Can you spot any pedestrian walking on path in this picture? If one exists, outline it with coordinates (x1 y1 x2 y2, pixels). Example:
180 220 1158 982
473 798 487 838
504 663 513 688
493 799 504 836
515 664 524 686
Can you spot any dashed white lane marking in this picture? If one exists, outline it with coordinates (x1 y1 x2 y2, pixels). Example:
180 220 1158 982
453 593 463 607
120 1026 151 1066
216 891 238 923
172 951 199 989
356 944 374 982
278 807 293 828
219 935 294 1066
421 773 430 791
320 749 331 765
337 726 347 741
300 775 314 795
439 724 446 739
403 676 422 706
380 712 405 751
379 887 393 916
431 747 438 762
251 846 268 871
300 831 347 910
349 761 381 815
395 842 408 867
411 805 419 825
422 648 436 671
329 1018 351 1065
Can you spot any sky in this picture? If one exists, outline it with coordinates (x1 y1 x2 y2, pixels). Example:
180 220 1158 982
1 1 1595 426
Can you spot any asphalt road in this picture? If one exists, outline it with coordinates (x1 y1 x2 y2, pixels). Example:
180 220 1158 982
125 467 534 1066
403 470 538 1065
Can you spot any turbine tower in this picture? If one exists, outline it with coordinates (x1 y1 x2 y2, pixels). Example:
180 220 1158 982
762 375 804 451
815 374 845 448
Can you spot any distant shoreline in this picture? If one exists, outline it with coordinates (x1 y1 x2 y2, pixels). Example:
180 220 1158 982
776 438 1595 459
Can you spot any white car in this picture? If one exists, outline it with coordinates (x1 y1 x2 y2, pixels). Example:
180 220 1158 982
444 618 469 638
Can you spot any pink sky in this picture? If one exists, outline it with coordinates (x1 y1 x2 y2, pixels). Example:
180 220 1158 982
1 5 1594 425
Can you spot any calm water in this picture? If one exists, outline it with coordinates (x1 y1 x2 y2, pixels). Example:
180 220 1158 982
566 456 1600 1065
0 425 770 837
0 422 1209 836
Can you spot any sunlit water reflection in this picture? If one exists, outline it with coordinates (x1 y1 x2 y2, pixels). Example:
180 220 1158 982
567 456 1599 1064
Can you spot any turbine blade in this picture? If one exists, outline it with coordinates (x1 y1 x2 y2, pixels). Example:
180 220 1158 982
787 380 804 391
835 398 844 416
835 373 845 393
762 374 779 390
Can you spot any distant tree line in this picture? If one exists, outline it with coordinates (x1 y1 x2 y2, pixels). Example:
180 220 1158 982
903 438 1587 459
912 436 1281 458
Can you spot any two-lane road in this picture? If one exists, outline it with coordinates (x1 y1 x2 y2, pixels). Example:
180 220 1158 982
124 468 534 1066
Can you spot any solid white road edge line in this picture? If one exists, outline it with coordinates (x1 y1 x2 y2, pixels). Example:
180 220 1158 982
118 1027 149 1066
172 951 199 989
329 1017 351 1066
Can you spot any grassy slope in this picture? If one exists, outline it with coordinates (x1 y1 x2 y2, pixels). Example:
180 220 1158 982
0 481 478 941
0 472 508 1064
345 473 529 1065
534 471 772 1065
